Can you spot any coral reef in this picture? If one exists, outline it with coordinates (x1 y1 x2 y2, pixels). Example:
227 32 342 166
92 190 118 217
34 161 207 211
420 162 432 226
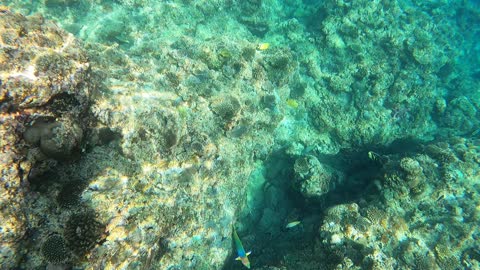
24 119 84 159
0 0 479 269
64 211 104 256
0 7 94 269
41 234 70 264
293 154 345 200
56 179 87 208
318 138 480 269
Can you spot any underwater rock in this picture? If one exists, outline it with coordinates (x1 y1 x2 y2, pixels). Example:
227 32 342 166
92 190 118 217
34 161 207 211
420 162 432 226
1 0 478 269
24 120 83 160
210 94 242 124
319 203 375 267
245 166 267 224
238 17 270 38
399 157 426 191
293 155 345 199
264 49 294 85
121 107 185 160
0 8 93 269
317 138 480 269
443 96 478 134
236 0 270 37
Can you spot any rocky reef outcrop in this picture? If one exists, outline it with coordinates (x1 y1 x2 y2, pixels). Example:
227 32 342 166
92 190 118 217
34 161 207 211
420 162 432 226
1 0 479 269
0 7 94 268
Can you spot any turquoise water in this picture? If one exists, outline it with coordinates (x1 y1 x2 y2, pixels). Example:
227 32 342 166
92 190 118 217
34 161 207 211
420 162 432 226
1 0 479 269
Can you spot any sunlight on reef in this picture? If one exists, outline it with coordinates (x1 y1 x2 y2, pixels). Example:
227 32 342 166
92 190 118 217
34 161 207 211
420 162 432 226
1 1 479 269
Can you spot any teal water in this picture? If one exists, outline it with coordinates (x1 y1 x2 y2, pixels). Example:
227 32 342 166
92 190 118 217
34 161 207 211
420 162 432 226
1 0 479 269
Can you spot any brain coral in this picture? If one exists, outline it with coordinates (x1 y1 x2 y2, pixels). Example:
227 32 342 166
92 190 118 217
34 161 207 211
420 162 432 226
64 211 104 256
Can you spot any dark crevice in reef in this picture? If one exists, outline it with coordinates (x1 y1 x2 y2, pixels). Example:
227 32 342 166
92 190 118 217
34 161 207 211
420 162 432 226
319 137 427 207
19 124 122 267
228 137 432 269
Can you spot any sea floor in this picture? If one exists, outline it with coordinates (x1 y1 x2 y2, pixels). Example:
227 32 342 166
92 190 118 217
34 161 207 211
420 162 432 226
0 1 479 269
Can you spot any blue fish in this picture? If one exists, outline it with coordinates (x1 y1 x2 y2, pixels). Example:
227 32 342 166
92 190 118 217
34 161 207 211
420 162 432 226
233 226 251 269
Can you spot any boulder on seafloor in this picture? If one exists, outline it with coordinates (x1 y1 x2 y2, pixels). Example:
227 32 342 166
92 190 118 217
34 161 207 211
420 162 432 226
293 154 345 199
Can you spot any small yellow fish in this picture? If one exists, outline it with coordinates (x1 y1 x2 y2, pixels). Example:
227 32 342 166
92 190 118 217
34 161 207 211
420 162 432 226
286 99 299 108
257 43 270 50
285 221 301 229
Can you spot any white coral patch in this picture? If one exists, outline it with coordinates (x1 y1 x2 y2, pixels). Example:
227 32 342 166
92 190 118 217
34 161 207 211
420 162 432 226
8 65 37 81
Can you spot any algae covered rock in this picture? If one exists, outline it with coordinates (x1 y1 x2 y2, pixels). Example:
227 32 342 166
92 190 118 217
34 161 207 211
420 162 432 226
442 96 479 133
0 13 90 110
293 155 345 199
24 119 84 159
0 8 94 269
210 94 242 123
0 7 93 161
317 138 480 270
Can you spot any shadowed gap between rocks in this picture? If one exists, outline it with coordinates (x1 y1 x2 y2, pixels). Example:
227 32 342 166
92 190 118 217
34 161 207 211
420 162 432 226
223 137 427 269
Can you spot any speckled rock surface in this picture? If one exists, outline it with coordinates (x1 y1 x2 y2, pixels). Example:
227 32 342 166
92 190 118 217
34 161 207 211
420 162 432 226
2 2 282 268
293 154 345 199
0 0 479 269
319 138 480 269
0 8 93 269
